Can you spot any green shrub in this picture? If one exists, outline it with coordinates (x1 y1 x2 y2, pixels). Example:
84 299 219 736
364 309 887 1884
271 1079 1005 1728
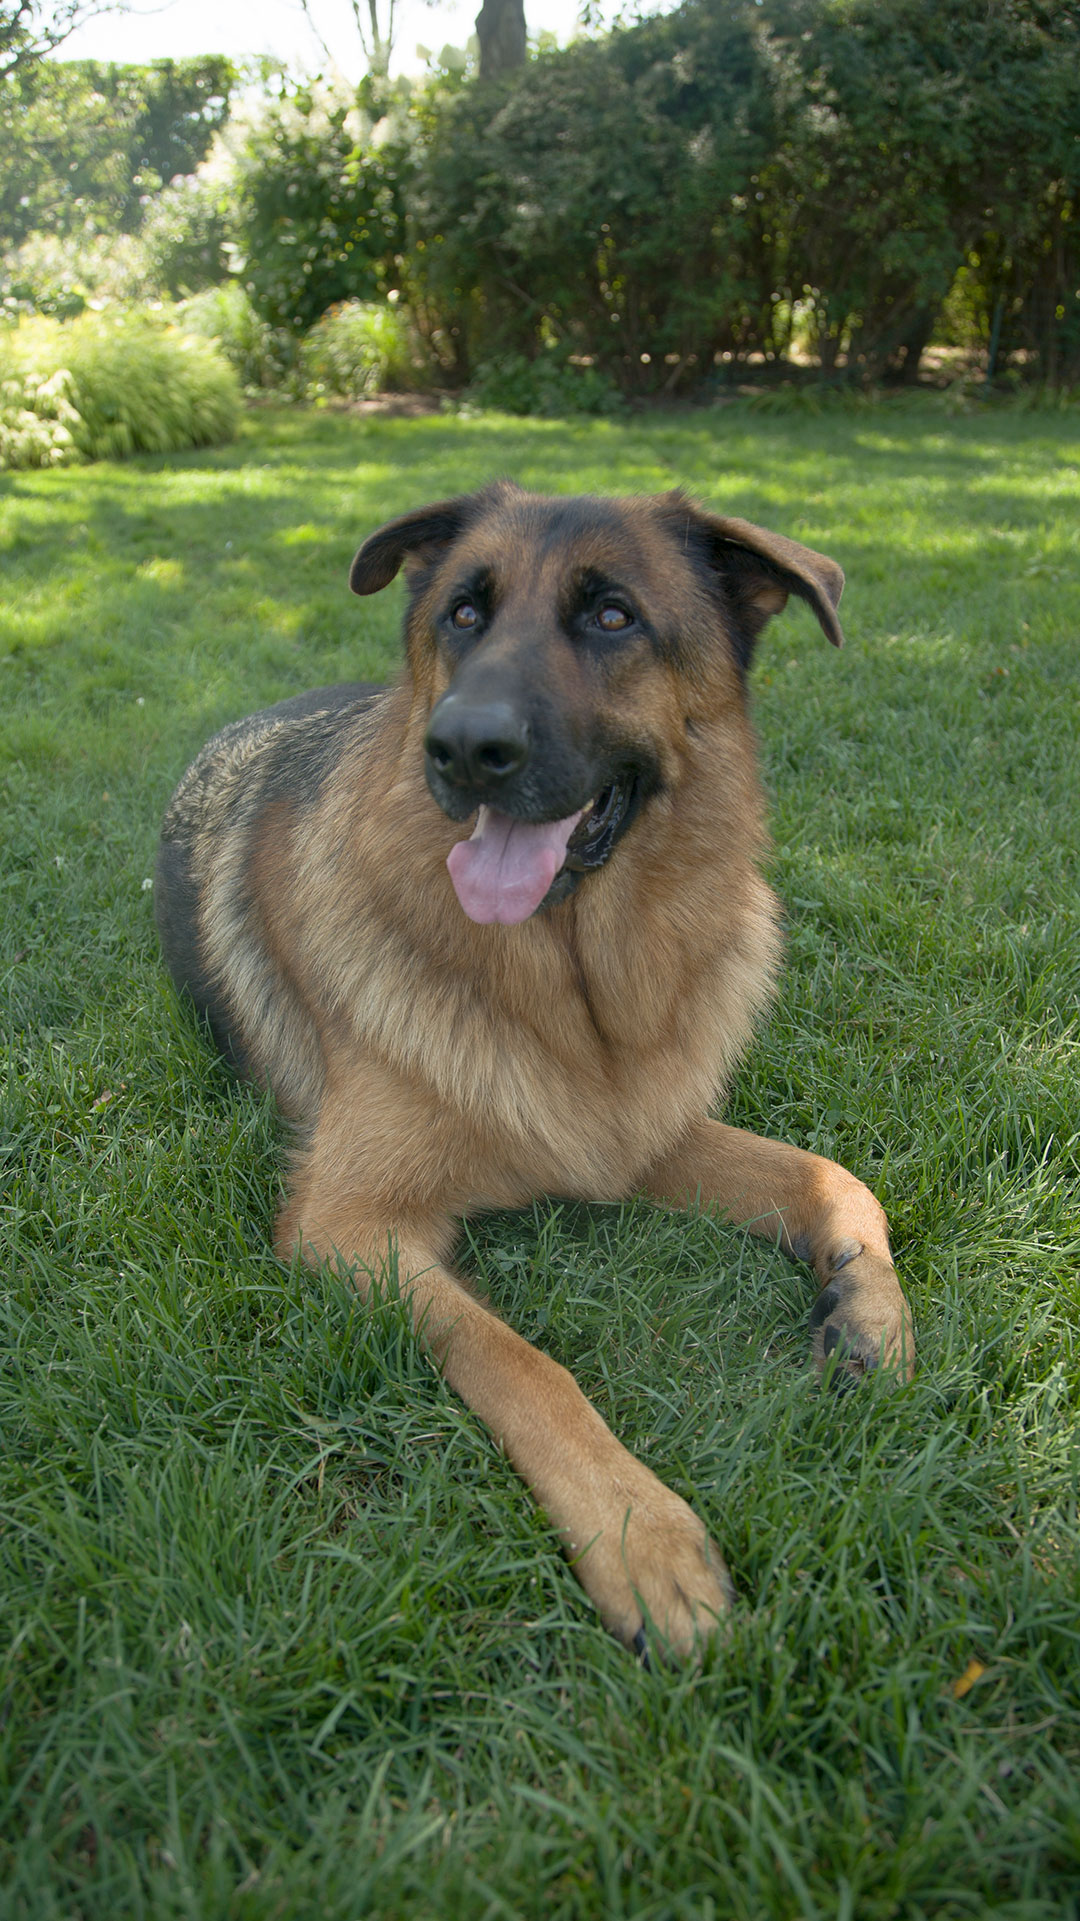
176 282 287 390
59 312 240 458
463 349 621 417
141 176 232 298
231 81 406 335
409 11 775 393
1 311 239 467
297 298 433 398
0 230 151 320
409 0 1080 390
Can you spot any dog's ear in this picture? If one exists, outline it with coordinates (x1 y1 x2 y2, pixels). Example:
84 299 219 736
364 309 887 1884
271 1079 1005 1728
349 494 480 595
675 500 845 664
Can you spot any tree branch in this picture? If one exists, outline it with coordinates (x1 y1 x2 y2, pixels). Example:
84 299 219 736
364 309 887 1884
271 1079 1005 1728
1 0 122 79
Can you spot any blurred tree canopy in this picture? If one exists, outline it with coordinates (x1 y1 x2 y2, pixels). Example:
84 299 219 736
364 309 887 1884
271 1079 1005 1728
1 0 107 77
0 55 236 243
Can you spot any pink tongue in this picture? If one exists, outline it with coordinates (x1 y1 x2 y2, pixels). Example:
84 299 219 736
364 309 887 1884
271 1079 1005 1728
447 805 584 925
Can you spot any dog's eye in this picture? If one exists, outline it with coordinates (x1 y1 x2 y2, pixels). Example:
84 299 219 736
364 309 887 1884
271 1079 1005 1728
596 604 632 632
451 601 479 630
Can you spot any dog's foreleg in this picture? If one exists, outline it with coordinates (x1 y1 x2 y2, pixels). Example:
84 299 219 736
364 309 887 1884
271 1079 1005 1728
641 1117 914 1381
276 1190 732 1656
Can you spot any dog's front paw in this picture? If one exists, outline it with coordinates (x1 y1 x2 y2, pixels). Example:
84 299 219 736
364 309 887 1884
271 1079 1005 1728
808 1244 914 1384
569 1470 733 1660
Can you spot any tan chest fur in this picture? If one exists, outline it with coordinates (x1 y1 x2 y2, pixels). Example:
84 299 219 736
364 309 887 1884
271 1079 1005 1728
244 702 783 1210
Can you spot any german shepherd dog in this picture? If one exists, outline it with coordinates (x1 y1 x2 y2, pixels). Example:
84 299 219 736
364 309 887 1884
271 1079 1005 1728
155 483 913 1657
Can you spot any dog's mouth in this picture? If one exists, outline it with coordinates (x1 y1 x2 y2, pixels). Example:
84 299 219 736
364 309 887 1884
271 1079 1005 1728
446 774 641 926
563 777 639 872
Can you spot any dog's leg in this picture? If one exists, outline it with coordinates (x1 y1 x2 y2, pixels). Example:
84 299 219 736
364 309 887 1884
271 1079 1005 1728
277 1181 733 1656
641 1118 913 1382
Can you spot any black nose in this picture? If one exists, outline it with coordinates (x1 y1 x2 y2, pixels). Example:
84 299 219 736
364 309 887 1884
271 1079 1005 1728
424 696 530 790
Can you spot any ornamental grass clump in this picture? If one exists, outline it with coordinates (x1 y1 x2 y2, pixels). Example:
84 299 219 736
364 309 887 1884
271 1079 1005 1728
176 283 287 391
297 298 432 399
0 311 239 467
0 347 80 468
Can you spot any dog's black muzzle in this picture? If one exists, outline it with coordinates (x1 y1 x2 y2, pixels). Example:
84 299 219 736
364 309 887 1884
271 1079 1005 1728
423 672 592 823
423 676 656 900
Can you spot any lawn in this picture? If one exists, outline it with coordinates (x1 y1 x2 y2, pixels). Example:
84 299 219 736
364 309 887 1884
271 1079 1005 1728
2 399 1079 1918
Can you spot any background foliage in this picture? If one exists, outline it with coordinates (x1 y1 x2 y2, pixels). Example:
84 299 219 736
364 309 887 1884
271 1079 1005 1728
3 0 1078 415
228 80 406 335
408 0 1080 390
1 309 239 465
0 54 235 246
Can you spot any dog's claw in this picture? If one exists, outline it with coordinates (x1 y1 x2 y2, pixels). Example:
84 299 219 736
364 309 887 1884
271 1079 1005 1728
632 1626 651 1667
826 1356 864 1393
821 1319 871 1387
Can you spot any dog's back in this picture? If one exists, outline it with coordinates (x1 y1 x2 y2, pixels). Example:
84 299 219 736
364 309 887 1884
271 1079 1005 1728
156 682 385 1089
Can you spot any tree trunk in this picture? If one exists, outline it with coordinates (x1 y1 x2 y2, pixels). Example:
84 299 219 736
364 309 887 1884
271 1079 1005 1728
896 308 937 385
475 0 527 82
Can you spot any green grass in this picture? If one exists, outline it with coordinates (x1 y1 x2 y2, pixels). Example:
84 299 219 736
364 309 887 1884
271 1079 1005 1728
1 399 1079 1918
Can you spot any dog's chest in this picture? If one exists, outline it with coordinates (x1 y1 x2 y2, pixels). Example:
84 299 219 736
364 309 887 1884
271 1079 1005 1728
341 914 760 1203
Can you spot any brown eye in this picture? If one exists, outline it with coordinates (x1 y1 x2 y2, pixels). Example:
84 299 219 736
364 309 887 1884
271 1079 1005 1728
451 601 478 630
597 603 631 632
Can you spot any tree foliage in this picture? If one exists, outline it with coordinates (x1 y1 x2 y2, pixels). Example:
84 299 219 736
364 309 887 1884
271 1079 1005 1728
229 81 407 334
411 4 778 386
7 0 1075 391
408 0 1080 387
0 0 106 78
763 0 1080 379
0 56 236 245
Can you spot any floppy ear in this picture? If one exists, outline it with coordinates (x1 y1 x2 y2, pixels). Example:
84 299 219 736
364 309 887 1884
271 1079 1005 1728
349 494 481 595
679 502 845 664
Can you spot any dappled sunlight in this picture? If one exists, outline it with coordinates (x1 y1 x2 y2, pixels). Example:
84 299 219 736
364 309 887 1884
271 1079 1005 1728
134 555 185 588
3 413 1078 746
273 522 332 547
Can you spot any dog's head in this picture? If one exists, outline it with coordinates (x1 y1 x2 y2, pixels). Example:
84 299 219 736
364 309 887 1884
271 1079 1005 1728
350 482 844 925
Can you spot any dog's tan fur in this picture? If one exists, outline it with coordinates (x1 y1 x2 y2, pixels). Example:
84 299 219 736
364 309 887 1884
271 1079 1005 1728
156 484 913 1655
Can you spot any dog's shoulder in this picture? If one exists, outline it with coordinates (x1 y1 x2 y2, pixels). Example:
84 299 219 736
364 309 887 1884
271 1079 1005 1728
161 683 387 846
